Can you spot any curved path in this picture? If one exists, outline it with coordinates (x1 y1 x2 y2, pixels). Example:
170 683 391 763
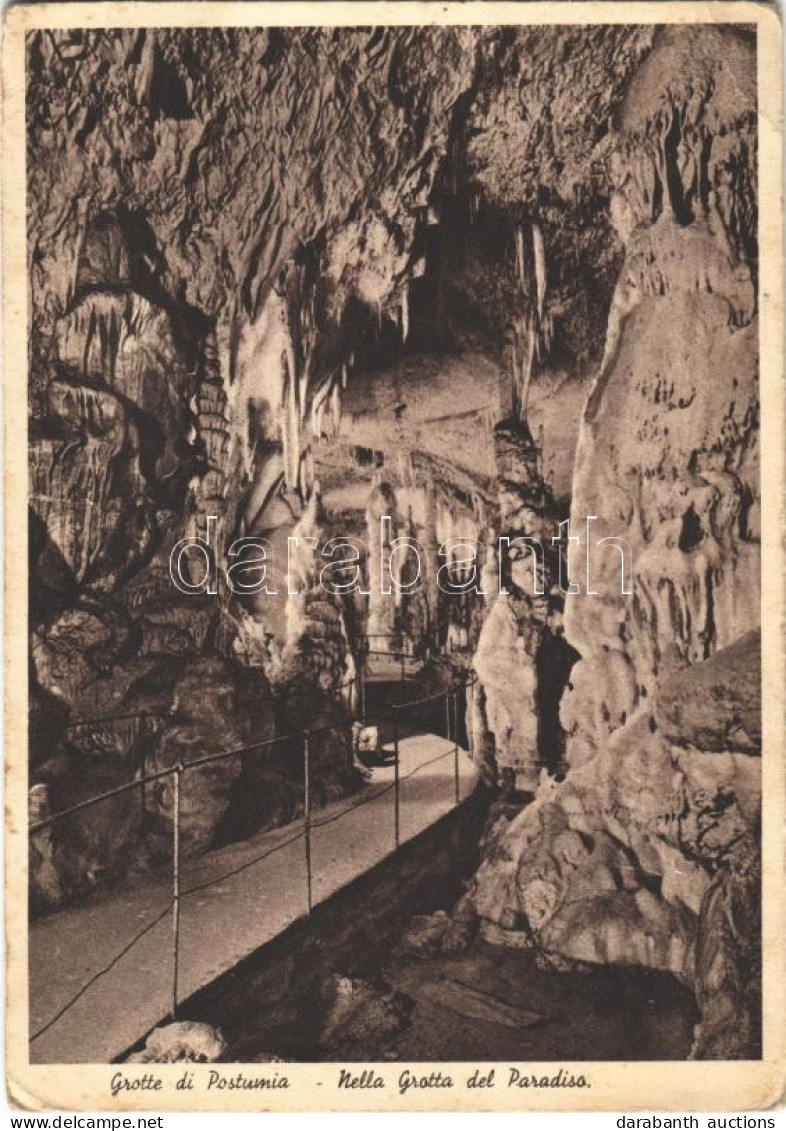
29 732 478 1064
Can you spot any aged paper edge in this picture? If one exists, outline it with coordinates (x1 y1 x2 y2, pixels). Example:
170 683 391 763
3 0 784 1113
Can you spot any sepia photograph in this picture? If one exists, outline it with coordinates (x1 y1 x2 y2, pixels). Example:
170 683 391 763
3 0 784 1114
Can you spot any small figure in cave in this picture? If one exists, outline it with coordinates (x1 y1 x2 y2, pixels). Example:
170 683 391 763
414 633 432 664
262 630 282 672
350 721 377 779
500 766 517 802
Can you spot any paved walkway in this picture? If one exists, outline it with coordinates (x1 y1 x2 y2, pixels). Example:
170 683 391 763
29 734 478 1063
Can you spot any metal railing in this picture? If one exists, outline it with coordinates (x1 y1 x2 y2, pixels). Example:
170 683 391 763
28 664 476 1051
29 673 361 742
363 632 415 654
361 632 431 693
388 674 475 847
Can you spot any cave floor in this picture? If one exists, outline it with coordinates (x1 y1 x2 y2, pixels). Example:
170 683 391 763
29 734 478 1064
233 941 698 1064
374 944 698 1062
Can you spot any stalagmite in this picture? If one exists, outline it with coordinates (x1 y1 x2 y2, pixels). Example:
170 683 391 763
282 357 301 492
365 481 399 650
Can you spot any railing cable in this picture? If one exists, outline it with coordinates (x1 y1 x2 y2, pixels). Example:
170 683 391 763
29 901 174 1044
29 663 476 1046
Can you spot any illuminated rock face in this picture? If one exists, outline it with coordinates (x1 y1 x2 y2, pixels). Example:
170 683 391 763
469 633 761 1056
465 26 761 1059
562 26 758 768
26 25 760 1058
471 422 563 792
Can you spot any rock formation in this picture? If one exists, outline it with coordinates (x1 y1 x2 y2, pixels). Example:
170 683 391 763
27 26 481 905
26 23 761 1061
126 1021 227 1064
462 26 761 1059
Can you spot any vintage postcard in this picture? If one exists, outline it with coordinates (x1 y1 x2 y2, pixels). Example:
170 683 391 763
3 0 784 1113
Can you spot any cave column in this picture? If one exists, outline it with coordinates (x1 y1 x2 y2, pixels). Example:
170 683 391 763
471 420 559 793
365 481 399 652
422 480 441 655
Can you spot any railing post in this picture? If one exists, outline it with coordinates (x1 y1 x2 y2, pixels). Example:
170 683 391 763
445 690 452 745
303 730 313 914
400 652 406 687
171 764 183 1022
453 690 460 804
139 711 148 819
393 712 400 848
359 665 366 722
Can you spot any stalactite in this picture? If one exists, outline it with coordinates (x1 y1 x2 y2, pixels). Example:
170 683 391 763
515 224 526 291
281 350 301 492
509 312 536 423
532 222 547 320
400 283 410 343
329 378 342 437
523 314 537 417
509 220 552 423
309 376 331 438
300 449 314 499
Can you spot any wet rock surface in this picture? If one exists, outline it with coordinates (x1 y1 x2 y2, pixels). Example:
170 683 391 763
318 974 412 1060
656 630 761 754
380 943 696 1063
393 911 452 959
